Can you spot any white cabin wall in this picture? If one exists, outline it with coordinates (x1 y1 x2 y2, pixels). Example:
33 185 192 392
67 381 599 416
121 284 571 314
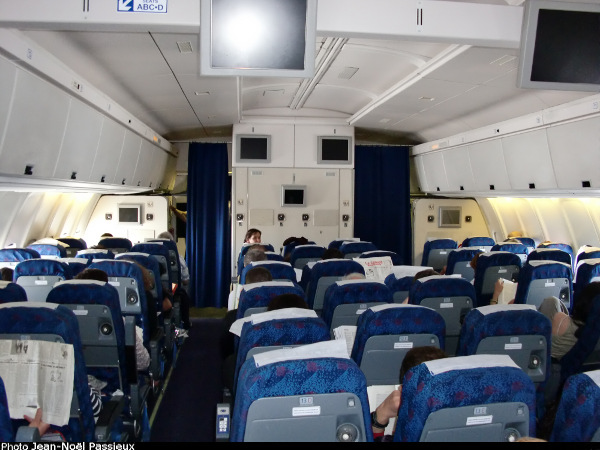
231 121 354 276
83 195 169 247
412 198 490 266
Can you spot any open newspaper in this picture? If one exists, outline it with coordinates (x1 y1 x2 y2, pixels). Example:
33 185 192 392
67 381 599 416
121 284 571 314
332 325 357 357
353 256 394 281
498 279 518 304
0 339 74 426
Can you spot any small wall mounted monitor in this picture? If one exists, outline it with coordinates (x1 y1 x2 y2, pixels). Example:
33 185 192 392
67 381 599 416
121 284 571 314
199 0 317 78
439 206 461 228
317 136 353 165
118 204 141 224
281 185 306 207
236 135 271 163
517 0 600 92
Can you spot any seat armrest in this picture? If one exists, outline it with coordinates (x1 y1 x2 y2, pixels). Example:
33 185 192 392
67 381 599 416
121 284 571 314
95 396 125 442
15 426 41 442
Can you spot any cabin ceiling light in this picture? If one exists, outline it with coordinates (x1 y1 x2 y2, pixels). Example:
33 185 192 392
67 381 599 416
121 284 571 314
176 41 194 53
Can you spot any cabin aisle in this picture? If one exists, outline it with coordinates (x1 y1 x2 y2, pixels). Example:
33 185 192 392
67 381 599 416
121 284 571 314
150 317 225 442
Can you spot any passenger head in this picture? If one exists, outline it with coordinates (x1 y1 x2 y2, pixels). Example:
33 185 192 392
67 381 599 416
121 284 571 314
244 228 262 244
507 231 523 239
1 267 14 282
322 248 344 260
245 266 273 285
100 233 113 238
157 231 175 241
74 268 109 283
267 293 309 311
342 272 366 281
398 346 448 383
572 281 600 324
469 253 482 271
243 246 267 267
413 269 440 282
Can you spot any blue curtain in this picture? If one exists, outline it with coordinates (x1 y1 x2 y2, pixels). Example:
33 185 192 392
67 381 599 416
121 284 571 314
187 143 231 308
354 145 412 265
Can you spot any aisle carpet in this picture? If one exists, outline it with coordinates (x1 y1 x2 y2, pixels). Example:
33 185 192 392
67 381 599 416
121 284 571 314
150 317 225 442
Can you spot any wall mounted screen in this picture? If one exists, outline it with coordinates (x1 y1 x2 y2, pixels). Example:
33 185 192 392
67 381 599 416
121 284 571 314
317 136 353 165
200 0 317 77
517 0 600 92
237 135 271 163
438 206 461 228
118 204 141 224
281 185 306 207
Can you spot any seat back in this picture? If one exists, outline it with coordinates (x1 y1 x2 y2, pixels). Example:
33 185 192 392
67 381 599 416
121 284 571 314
0 302 95 441
14 259 73 302
0 281 27 303
527 248 572 267
241 260 296 283
305 259 365 312
27 242 67 259
75 248 115 263
421 239 457 271
236 281 305 319
514 260 572 311
322 279 392 332
47 280 129 395
461 236 496 252
574 258 600 302
56 237 87 257
231 340 372 442
445 247 483 282
515 237 536 254
409 275 476 355
88 259 150 347
491 242 529 265
457 304 551 384
551 370 600 442
116 252 163 320
281 239 316 261
130 242 172 294
351 304 445 386
537 242 574 266
0 376 13 442
358 250 403 266
97 237 133 255
339 241 377 259
473 251 522 307
147 238 183 287
576 246 600 268
393 354 536 442
233 314 330 398
289 244 326 269
58 257 90 277
384 274 413 303
0 248 40 269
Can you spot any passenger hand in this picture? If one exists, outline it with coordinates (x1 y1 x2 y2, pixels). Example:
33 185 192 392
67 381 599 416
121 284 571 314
24 407 50 436
375 387 402 425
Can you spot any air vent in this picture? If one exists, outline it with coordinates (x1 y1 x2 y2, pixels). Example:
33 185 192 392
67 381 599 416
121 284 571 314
263 89 285 96
176 41 193 53
251 170 263 176
338 66 359 80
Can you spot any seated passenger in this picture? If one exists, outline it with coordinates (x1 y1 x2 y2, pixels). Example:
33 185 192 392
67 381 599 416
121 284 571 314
371 346 448 441
1 267 13 281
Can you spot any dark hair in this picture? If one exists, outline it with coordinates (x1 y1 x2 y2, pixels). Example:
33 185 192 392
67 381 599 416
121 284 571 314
244 228 262 243
267 293 309 311
399 346 447 383
243 246 267 267
74 268 109 283
413 269 439 282
322 248 344 260
470 252 482 271
245 266 273 285
1 267 14 282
